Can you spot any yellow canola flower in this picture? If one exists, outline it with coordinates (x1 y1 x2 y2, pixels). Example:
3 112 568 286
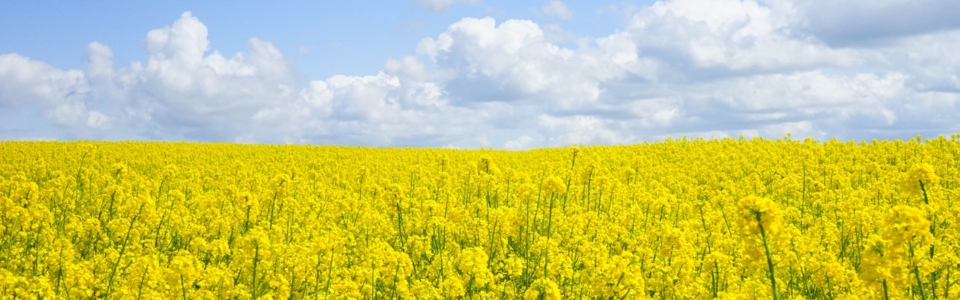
516 183 537 199
737 195 782 236
541 176 566 196
440 275 466 298
0 139 958 299
884 205 931 243
524 278 561 300
902 163 938 197
457 247 494 287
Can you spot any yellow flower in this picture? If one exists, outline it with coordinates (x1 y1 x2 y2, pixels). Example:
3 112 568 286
883 205 931 243
502 255 526 278
524 278 561 300
457 247 494 287
4 137 960 298
440 275 466 298
737 195 782 236
516 183 537 199
542 176 566 196
902 163 938 197
859 234 907 289
477 157 492 174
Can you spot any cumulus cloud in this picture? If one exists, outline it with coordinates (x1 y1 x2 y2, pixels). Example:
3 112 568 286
3 2 960 147
415 17 630 111
1 12 301 141
128 12 298 139
0 53 98 134
0 54 85 109
625 0 856 74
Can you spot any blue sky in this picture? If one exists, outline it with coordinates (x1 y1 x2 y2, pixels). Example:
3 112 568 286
2 0 959 148
2 1 643 80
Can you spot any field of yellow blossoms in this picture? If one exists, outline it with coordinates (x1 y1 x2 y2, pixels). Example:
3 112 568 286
2 136 959 299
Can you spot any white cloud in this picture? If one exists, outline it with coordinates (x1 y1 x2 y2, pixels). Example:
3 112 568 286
124 12 298 139
542 0 573 20
86 42 113 80
87 111 111 129
505 135 534 150
0 53 103 134
415 17 630 111
537 114 629 145
792 0 960 45
1 12 300 140
0 54 87 108
250 61 490 145
3 2 960 147
625 0 854 73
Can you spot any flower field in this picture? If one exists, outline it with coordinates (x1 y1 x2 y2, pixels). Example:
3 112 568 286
1 137 959 299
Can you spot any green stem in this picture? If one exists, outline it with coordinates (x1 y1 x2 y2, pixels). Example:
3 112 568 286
919 179 929 205
882 279 889 300
756 213 780 300
180 274 188 300
137 264 149 300
106 203 145 298
252 241 260 299
909 241 928 300
544 193 555 279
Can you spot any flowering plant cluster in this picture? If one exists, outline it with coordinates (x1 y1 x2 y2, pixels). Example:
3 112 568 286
1 135 958 299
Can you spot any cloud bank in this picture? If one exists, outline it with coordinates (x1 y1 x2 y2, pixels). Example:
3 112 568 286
2 1 959 148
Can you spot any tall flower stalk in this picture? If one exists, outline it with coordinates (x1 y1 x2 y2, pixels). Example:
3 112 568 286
738 195 782 300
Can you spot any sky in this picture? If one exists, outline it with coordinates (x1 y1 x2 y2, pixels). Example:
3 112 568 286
2 0 959 148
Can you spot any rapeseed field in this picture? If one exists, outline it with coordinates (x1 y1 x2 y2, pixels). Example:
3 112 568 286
1 136 958 299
